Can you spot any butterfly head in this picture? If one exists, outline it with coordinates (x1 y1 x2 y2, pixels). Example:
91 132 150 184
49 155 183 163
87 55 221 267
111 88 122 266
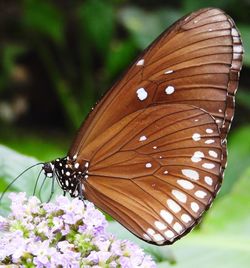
42 156 89 198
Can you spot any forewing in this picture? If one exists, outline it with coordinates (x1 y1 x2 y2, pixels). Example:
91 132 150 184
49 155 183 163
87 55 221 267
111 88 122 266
81 104 223 245
69 8 243 157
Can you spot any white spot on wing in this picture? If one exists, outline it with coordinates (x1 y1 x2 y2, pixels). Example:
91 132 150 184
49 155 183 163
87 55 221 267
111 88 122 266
206 128 213 134
172 190 187 203
164 230 175 239
202 163 215 169
143 234 151 240
233 45 243 53
192 133 201 141
139 135 147 141
177 179 194 190
160 210 173 224
173 222 183 234
165 85 175 95
191 151 204 163
136 88 148 101
195 190 207 198
155 221 166 231
147 228 155 236
136 59 144 66
205 176 213 186
85 162 89 168
191 202 199 212
182 169 199 180
74 163 80 168
165 70 174 74
205 139 215 144
167 199 181 213
209 150 218 158
232 28 238 36
181 214 192 223
145 163 152 168
153 233 165 243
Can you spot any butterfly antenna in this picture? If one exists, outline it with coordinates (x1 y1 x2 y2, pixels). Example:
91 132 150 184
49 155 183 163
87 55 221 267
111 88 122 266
0 162 43 204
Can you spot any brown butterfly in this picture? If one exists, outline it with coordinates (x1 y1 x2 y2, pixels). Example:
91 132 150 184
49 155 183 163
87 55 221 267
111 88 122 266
43 8 243 245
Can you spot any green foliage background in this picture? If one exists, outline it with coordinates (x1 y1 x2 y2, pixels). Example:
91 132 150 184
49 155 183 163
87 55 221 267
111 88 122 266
1 0 250 266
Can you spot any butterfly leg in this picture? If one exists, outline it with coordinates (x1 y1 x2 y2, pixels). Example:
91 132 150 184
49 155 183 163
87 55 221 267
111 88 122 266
77 181 87 208
47 176 55 202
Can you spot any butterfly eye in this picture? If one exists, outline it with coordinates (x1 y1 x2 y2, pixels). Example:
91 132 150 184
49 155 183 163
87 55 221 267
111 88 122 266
48 8 243 245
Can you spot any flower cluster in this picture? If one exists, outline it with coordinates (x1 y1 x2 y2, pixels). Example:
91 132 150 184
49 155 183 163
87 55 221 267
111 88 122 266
0 193 156 267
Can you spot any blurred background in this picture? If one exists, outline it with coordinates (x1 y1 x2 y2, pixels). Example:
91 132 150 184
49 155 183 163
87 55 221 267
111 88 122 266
0 0 250 267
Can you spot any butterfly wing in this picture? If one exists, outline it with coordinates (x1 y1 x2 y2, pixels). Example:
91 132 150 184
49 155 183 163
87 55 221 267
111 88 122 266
63 8 243 245
79 104 223 245
69 7 243 157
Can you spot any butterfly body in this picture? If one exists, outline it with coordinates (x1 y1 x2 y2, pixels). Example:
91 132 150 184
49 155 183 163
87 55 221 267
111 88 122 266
43 8 243 245
43 157 89 198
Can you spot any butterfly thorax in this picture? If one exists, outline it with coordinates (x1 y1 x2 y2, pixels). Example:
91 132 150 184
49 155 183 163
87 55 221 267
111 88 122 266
42 156 89 198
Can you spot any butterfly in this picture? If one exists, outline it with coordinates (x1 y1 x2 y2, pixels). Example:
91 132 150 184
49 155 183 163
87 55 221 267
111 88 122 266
43 8 243 245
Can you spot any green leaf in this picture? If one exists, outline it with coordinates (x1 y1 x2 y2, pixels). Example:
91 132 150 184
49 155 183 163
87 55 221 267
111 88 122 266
0 178 9 192
203 167 250 234
23 0 65 43
0 131 68 161
220 126 250 196
237 87 250 109
119 7 182 49
0 44 26 91
238 25 250 66
78 0 115 55
158 234 250 268
0 145 61 215
182 0 235 12
2 45 26 74
105 38 137 79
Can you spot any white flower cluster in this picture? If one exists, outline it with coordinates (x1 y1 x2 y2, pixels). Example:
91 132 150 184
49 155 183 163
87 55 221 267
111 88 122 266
0 193 156 267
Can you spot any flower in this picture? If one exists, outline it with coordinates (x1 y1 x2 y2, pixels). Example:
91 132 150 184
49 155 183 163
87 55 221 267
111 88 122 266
0 193 156 267
0 216 9 231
